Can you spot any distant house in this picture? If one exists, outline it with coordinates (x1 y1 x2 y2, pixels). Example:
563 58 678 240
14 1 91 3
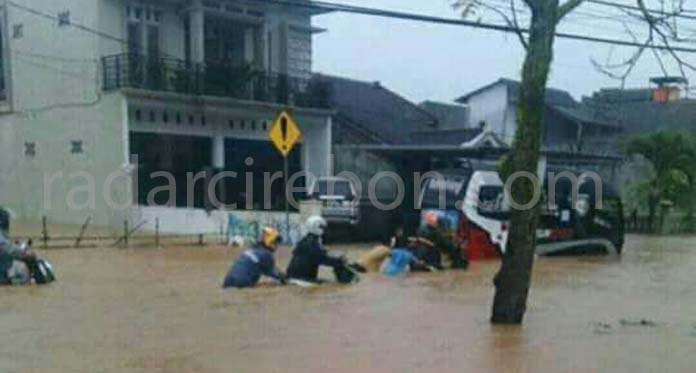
582 78 696 206
456 78 623 156
583 77 696 135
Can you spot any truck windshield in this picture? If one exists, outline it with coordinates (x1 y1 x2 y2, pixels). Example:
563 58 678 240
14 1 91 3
420 176 468 209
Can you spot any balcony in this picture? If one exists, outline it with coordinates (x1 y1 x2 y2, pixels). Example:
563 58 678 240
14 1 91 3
102 53 330 109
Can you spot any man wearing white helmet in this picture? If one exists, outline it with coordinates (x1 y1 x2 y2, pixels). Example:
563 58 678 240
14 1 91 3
286 216 352 283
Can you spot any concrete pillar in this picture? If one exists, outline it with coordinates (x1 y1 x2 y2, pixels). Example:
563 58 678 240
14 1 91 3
212 135 225 169
537 155 548 180
244 28 255 65
189 0 205 65
255 26 267 70
278 22 289 75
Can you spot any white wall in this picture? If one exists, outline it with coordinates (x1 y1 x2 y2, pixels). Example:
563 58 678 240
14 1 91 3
6 0 101 112
132 205 302 234
503 105 517 144
466 83 512 143
297 113 331 179
0 93 131 227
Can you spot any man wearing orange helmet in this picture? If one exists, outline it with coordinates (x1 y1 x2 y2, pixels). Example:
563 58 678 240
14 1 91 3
413 211 468 270
222 227 287 288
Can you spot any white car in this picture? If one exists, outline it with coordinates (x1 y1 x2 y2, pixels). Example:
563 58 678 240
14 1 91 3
307 177 360 225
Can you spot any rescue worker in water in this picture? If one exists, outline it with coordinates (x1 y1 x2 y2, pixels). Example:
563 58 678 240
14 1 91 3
286 216 355 283
413 211 468 270
222 227 287 288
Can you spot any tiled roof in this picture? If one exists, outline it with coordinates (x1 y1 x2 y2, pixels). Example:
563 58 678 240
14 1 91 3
312 74 437 144
418 101 469 129
584 90 696 133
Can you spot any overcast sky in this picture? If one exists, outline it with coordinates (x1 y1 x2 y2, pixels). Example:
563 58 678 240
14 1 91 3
312 0 696 104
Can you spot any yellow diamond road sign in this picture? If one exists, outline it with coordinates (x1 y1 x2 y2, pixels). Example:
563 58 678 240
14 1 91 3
269 111 301 157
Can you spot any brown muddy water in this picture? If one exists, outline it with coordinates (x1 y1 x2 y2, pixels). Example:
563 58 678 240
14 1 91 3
2 235 696 372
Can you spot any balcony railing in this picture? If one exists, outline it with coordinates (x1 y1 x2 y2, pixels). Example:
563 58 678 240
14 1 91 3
102 53 330 109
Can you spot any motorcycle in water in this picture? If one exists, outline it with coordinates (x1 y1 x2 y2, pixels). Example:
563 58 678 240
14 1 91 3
4 239 56 286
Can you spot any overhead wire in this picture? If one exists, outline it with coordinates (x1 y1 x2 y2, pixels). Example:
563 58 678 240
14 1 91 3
251 0 696 53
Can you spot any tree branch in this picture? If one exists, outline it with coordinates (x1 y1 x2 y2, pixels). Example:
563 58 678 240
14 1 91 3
558 0 584 21
474 0 529 49
509 0 529 49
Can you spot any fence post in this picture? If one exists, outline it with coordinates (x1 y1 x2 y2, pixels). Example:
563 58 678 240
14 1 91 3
198 234 204 246
155 218 160 248
123 220 129 247
74 216 92 248
41 216 49 249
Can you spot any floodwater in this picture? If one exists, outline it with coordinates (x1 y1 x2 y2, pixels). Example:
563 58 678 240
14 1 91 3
2 235 696 373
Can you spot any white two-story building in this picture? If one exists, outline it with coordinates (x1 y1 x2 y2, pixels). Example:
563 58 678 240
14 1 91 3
0 0 333 232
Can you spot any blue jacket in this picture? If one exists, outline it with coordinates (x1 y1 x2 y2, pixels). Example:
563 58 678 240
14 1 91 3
223 245 283 288
383 248 417 277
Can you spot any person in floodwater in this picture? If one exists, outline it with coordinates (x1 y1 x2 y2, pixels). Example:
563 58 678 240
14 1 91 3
0 231 35 285
349 224 418 273
222 227 287 289
286 216 355 284
413 212 468 270
382 247 432 277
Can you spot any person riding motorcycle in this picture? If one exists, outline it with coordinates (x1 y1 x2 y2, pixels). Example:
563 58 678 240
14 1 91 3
0 232 53 285
286 216 355 283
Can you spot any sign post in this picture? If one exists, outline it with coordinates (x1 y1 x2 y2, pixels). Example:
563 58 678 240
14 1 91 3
269 111 302 242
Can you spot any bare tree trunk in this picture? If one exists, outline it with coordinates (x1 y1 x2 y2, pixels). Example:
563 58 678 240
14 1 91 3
491 0 559 324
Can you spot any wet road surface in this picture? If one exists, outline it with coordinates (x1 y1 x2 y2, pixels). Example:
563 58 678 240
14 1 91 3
2 234 696 372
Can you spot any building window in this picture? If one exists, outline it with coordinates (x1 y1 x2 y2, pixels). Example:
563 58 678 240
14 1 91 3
189 115 195 125
71 140 84 154
24 142 35 157
134 109 142 121
162 111 169 123
176 112 182 124
251 120 257 131
12 24 23 39
201 115 207 126
229 119 235 129
126 3 161 56
149 111 156 122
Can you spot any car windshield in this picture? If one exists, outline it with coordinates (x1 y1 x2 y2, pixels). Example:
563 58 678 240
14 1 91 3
315 180 354 199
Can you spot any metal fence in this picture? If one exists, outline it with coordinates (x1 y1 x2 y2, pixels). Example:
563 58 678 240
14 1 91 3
26 216 226 250
102 53 331 109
